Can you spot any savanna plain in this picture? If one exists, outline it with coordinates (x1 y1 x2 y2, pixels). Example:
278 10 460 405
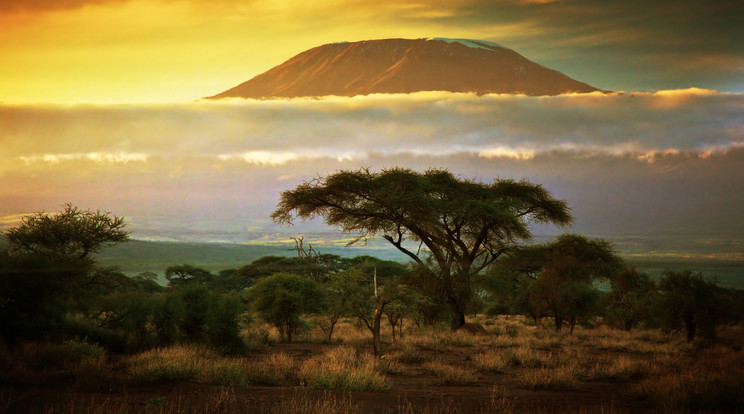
2 315 744 413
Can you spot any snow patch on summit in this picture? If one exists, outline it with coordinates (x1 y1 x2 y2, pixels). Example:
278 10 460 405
428 38 503 51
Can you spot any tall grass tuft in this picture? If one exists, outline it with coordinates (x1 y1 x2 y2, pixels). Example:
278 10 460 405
422 361 478 385
299 346 389 391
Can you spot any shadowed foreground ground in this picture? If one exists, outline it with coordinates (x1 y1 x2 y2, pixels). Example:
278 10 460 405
2 316 743 413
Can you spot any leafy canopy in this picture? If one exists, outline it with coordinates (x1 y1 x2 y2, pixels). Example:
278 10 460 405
5 203 129 261
273 167 571 276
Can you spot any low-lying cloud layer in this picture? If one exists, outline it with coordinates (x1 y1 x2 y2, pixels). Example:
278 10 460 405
1 90 743 249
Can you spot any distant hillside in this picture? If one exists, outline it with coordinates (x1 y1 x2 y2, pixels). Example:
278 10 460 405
95 240 290 273
206 38 602 99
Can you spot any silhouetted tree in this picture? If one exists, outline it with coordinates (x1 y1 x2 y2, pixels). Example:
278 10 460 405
272 168 571 329
247 273 326 341
0 204 129 344
489 234 623 332
658 270 723 341
165 264 213 286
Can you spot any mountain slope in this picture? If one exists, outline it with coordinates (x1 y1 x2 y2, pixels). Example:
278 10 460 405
206 38 601 99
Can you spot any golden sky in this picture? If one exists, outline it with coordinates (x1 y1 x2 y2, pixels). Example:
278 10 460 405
1 0 742 103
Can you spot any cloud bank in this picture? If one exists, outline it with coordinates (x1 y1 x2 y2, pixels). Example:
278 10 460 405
1 90 743 247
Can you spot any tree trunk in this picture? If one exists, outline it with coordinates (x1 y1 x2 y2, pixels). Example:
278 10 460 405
684 317 696 342
371 267 384 356
327 320 336 343
450 308 466 330
554 316 563 331
373 308 383 356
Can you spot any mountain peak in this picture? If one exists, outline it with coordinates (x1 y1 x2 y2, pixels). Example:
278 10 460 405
206 38 602 100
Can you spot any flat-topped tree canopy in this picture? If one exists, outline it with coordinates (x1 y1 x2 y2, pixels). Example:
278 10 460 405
272 167 572 328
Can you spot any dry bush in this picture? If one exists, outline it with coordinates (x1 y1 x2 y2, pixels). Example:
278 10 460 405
244 352 298 385
472 350 510 373
376 358 411 376
0 339 108 384
389 342 427 363
332 321 371 348
634 345 744 411
518 360 582 390
299 346 389 391
422 360 478 385
587 355 651 381
127 345 209 382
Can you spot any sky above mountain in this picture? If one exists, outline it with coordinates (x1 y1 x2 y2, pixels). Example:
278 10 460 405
1 0 743 256
0 0 742 103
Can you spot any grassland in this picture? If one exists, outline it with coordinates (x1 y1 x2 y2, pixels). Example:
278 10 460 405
2 316 743 413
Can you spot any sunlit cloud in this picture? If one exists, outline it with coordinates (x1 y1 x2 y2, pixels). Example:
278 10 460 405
1 90 743 243
217 150 365 166
478 147 535 160
18 152 149 165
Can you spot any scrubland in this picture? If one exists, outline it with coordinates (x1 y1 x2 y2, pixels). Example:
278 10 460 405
2 315 743 413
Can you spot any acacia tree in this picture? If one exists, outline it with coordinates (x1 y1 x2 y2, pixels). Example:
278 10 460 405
0 204 130 343
5 203 129 261
272 168 572 328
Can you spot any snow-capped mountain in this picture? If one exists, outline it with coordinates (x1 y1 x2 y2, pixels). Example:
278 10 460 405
206 38 601 99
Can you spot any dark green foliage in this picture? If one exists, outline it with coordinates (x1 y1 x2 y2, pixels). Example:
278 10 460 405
165 264 213 286
176 283 211 342
151 292 183 345
207 292 247 354
0 205 130 345
4 203 129 261
488 234 624 332
247 273 326 341
232 254 352 288
658 270 725 341
272 167 572 329
603 267 658 330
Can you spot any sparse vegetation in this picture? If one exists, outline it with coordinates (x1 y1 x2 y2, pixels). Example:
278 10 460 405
2 194 743 413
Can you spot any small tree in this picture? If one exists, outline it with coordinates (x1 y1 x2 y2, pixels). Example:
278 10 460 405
0 204 129 344
165 264 213 286
176 283 211 342
604 267 658 330
658 270 723 341
4 203 129 261
247 273 326 341
491 234 623 332
207 292 247 354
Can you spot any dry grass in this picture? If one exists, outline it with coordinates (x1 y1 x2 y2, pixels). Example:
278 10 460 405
388 342 427 363
127 345 303 387
587 355 651 381
472 350 511 373
40 387 242 414
5 315 744 413
633 345 744 411
422 360 479 385
244 352 298 385
298 346 389 391
518 360 582 390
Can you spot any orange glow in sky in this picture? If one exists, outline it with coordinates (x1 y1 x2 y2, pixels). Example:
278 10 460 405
0 0 483 103
3 0 740 103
